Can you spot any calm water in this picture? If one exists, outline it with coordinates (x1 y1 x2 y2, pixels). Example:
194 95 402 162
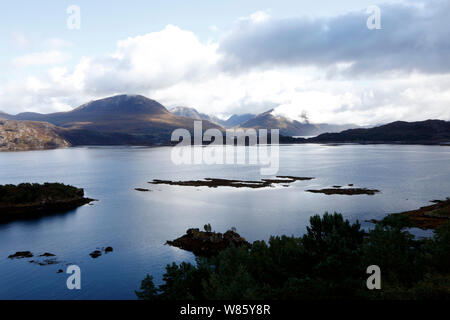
0 144 449 299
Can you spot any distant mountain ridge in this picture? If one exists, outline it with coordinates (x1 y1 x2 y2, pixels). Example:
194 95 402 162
1 95 449 150
0 111 13 120
309 120 450 144
170 106 256 128
170 106 225 127
169 107 356 134
223 113 256 128
170 106 210 121
238 109 357 136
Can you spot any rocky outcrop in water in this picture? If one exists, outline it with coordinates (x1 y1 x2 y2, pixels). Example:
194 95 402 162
89 247 114 258
166 228 250 256
149 176 314 189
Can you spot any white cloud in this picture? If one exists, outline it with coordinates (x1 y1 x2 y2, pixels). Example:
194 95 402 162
72 25 221 95
12 50 71 68
44 38 74 49
248 11 271 23
10 32 32 49
219 1 450 75
1 4 450 125
209 25 220 33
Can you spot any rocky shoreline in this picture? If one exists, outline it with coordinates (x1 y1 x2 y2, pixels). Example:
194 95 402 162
371 198 450 229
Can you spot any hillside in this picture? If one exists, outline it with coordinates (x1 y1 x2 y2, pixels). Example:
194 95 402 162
308 120 450 144
8 95 223 145
0 120 70 151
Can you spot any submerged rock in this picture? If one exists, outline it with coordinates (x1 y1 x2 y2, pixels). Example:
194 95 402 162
29 258 60 266
166 228 250 256
39 252 56 257
89 250 102 258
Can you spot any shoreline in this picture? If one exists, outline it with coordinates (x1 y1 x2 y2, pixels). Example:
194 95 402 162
1 141 450 153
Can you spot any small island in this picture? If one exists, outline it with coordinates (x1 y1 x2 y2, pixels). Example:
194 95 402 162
0 182 94 222
166 225 250 256
149 176 314 189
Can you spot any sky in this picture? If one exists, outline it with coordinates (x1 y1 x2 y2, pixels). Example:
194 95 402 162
1 0 449 125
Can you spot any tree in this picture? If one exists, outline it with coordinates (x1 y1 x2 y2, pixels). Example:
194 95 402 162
136 213 450 300
135 275 158 300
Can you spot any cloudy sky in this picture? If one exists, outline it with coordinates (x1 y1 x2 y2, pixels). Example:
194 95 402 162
1 0 449 125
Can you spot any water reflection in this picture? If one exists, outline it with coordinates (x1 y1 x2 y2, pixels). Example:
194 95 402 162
0 144 449 299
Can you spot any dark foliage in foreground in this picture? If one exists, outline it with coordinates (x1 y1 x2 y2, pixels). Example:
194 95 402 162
0 183 84 205
136 213 450 300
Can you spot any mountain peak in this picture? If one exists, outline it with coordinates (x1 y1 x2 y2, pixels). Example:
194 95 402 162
74 94 169 115
170 106 204 120
261 109 275 115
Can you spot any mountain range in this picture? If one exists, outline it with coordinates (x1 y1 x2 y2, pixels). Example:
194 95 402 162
0 94 448 150
170 106 357 135
170 106 255 128
1 95 222 146
236 109 357 136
